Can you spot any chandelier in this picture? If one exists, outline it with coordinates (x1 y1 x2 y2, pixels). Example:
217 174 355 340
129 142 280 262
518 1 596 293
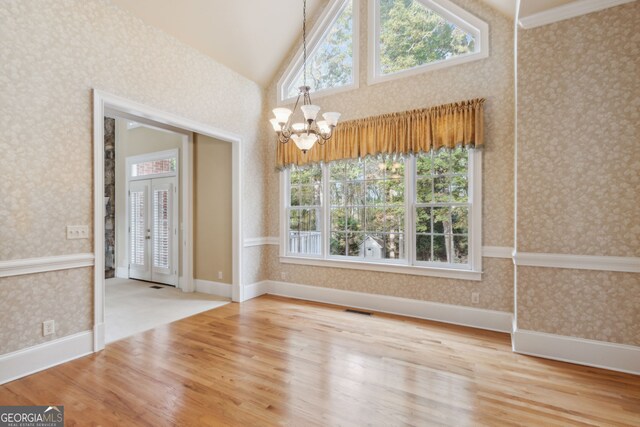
269 0 341 154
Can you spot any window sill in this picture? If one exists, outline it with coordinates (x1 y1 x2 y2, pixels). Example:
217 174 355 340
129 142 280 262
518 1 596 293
279 256 482 281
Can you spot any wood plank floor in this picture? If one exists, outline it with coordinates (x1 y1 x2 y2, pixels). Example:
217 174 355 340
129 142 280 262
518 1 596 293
1 295 639 426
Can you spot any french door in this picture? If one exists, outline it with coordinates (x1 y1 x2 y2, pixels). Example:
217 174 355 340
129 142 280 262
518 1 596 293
128 176 178 286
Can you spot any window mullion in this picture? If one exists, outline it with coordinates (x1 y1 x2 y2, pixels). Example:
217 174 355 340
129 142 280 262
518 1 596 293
407 154 415 266
322 162 330 260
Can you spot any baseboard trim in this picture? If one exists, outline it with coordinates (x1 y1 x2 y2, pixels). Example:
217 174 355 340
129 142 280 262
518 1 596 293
249 280 512 333
194 279 232 298
0 253 95 278
518 0 635 29
243 280 271 301
0 331 94 385
512 329 640 375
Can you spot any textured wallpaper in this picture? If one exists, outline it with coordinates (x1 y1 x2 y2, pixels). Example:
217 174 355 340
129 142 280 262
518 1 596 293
516 3 640 346
517 2 640 257
0 268 93 354
0 0 269 354
263 0 515 311
517 267 640 346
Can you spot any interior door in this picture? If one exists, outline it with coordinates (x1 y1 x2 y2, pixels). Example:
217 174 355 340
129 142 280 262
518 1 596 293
128 177 178 286
128 180 151 281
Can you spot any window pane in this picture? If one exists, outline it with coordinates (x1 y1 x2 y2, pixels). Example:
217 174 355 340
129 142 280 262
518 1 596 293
416 153 433 175
386 206 405 233
451 206 468 234
450 175 468 202
416 234 431 261
287 1 354 98
379 0 476 75
330 182 345 205
416 178 433 203
289 209 300 230
433 235 449 262
330 232 347 256
453 235 468 264
131 157 176 177
290 186 300 207
300 185 314 206
366 207 385 232
385 179 404 204
362 234 385 259
432 207 450 234
434 176 451 202
346 182 365 205
287 164 322 256
416 207 431 233
331 208 346 231
365 158 386 180
451 146 469 172
365 181 385 205
347 207 364 231
347 232 364 257
330 160 346 181
433 149 451 175
384 233 403 259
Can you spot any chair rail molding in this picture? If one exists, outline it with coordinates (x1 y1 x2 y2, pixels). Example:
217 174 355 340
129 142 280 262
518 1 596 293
0 253 95 278
243 237 279 247
514 252 640 273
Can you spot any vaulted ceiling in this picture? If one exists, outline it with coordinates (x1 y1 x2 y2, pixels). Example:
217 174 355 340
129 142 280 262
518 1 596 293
108 0 578 87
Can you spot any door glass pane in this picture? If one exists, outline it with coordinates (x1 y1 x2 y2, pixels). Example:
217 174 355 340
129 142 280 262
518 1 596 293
131 158 176 177
153 188 170 269
130 190 146 266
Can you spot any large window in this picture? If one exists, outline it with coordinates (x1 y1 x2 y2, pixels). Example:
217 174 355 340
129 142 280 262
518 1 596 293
278 0 359 103
282 147 481 279
369 0 488 84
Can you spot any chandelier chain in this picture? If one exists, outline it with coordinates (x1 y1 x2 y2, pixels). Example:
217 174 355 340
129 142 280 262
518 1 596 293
303 0 307 88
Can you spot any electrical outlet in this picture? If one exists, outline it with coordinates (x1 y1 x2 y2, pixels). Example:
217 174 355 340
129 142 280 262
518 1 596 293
471 292 480 304
66 225 89 240
217 271 223 280
43 320 55 336
281 272 288 280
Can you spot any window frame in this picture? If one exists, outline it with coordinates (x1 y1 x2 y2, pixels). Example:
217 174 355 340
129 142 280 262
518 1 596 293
277 0 361 105
279 149 482 281
367 0 489 86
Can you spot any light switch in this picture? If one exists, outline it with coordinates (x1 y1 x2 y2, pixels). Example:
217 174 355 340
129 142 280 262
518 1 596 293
67 225 89 239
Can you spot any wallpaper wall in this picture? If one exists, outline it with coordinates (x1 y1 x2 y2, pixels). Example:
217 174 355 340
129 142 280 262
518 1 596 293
0 0 268 354
517 2 640 345
263 0 516 311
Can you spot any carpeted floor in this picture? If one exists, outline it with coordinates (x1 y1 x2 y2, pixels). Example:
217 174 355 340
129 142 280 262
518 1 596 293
105 278 229 343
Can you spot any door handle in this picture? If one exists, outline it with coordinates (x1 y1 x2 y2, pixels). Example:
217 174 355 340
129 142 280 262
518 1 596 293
146 229 151 239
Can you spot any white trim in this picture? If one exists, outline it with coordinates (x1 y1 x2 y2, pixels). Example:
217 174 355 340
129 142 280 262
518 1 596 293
0 331 94 385
244 280 271 301
482 246 513 259
115 266 128 278
0 254 94 278
514 252 640 273
512 329 640 375
368 0 489 86
266 280 513 332
194 279 232 299
243 237 280 247
93 89 244 352
281 256 483 280
518 0 635 29
277 0 360 105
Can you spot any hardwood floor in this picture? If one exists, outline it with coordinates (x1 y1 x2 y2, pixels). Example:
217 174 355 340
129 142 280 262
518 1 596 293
1 295 639 426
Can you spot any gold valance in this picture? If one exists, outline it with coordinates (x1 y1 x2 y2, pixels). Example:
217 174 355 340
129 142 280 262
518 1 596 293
277 98 485 168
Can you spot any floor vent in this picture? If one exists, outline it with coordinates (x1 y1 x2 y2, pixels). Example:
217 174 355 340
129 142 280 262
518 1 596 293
149 285 164 289
345 309 372 316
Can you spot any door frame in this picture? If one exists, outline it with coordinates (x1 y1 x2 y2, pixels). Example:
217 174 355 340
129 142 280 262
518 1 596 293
93 89 243 352
126 149 179 286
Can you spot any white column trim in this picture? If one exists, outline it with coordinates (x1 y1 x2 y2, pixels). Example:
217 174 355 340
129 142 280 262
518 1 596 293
0 254 95 278
518 0 635 29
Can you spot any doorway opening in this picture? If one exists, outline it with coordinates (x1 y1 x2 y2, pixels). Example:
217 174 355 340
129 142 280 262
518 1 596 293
94 90 243 351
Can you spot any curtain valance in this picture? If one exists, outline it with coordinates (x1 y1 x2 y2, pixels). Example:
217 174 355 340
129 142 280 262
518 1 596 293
276 98 485 168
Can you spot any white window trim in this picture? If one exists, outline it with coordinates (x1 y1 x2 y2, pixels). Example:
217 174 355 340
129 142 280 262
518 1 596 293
277 0 360 106
279 149 483 281
367 0 489 86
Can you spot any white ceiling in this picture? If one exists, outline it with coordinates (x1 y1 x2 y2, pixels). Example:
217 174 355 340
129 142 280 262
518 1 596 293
109 0 579 87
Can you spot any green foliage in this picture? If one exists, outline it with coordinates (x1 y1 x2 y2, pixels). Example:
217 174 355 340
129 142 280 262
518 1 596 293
379 0 475 74
288 2 353 98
